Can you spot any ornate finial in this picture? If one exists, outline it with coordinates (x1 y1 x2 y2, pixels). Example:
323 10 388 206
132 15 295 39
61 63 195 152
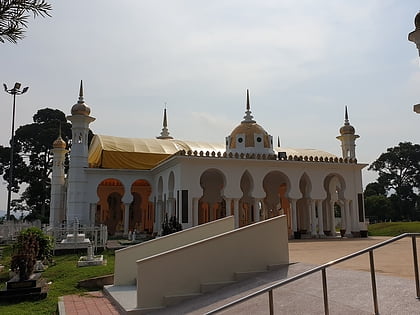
71 80 91 116
157 105 173 139
344 106 349 125
163 103 168 128
242 89 256 123
78 80 84 103
53 121 67 149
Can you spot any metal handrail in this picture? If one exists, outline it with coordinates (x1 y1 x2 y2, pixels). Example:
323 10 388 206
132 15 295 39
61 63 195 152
206 233 420 315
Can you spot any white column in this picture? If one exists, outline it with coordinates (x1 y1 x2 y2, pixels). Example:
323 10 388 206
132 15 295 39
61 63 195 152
291 199 297 232
330 201 336 235
310 200 317 236
233 199 239 228
344 199 352 237
254 199 260 223
317 200 325 236
90 203 96 227
193 197 199 226
124 203 130 236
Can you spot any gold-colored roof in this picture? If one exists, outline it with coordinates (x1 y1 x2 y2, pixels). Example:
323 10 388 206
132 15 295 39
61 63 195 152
88 134 225 170
53 136 66 149
229 122 270 149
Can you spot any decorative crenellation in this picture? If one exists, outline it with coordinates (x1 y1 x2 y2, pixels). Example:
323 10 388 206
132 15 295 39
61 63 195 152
174 150 357 163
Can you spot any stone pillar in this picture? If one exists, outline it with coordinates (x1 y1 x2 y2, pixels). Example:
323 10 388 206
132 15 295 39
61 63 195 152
317 200 325 236
344 199 352 237
253 199 260 223
124 203 130 236
193 197 199 226
90 203 96 227
291 199 297 232
310 200 317 236
233 199 239 228
330 201 336 236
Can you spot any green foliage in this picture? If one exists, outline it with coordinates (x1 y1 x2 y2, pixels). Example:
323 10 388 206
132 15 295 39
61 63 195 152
0 248 115 314
365 195 394 222
0 0 52 43
368 221 420 236
10 227 53 280
368 142 420 221
161 215 183 236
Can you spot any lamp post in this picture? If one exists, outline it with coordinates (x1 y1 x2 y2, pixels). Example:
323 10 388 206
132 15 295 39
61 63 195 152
3 82 29 221
408 11 420 114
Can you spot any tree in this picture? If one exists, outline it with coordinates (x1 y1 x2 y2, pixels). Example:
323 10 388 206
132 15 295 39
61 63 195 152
0 108 71 222
369 142 420 221
0 0 52 43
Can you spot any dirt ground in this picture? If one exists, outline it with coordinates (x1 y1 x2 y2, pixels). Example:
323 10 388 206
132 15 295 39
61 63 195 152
288 236 420 279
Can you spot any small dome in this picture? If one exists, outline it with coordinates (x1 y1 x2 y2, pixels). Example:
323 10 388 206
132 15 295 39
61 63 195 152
415 11 420 29
229 122 271 149
339 124 355 135
71 80 91 116
53 136 66 149
71 102 91 116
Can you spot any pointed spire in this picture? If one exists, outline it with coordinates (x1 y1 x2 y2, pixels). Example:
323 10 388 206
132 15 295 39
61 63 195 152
157 105 173 140
163 103 168 128
78 80 84 103
344 106 349 125
53 121 66 149
242 89 256 123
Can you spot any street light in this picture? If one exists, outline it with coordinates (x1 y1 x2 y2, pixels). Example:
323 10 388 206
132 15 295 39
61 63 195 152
3 82 29 221
408 11 420 114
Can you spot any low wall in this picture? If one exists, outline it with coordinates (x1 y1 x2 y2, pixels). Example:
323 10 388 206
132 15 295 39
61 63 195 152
114 216 235 285
136 215 289 309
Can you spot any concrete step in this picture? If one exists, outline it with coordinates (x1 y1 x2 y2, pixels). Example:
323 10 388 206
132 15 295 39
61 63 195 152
200 280 237 293
234 270 268 281
163 292 203 306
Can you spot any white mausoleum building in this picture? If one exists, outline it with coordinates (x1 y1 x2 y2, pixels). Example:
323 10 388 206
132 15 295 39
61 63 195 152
49 83 367 238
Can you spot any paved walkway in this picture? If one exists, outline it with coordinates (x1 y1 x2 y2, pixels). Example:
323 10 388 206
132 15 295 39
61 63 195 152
58 291 120 315
59 236 420 314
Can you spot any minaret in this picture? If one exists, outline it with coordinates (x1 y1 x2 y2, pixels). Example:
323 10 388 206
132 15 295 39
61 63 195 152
156 106 173 139
66 81 95 225
49 128 68 227
336 106 359 159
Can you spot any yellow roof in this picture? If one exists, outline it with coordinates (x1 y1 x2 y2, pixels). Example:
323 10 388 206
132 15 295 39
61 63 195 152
88 135 338 170
88 134 226 170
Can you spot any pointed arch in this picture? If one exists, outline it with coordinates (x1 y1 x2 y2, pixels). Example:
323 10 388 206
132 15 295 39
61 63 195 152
239 170 255 227
130 179 153 233
198 169 226 224
96 178 125 235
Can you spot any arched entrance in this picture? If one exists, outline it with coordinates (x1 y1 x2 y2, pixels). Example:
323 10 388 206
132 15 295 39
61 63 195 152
96 178 125 235
263 171 291 235
131 179 154 233
198 169 226 224
239 171 254 227
323 174 346 236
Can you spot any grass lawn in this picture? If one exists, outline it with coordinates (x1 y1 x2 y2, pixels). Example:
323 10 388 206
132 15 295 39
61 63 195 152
368 221 420 236
0 247 115 315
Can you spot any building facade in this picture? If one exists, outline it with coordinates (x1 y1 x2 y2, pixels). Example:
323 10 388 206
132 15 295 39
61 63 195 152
50 84 367 238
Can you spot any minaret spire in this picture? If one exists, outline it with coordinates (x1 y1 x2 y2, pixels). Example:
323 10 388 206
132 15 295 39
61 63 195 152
242 89 255 123
78 80 84 103
344 106 349 124
337 106 359 159
157 105 173 139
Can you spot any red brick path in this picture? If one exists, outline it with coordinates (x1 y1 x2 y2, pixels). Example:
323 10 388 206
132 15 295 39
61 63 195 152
60 291 120 315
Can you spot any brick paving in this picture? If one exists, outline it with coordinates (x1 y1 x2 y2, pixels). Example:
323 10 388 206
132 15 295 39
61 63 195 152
60 291 120 315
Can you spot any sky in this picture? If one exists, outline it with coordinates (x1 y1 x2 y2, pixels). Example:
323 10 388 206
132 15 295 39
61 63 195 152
0 0 419 212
